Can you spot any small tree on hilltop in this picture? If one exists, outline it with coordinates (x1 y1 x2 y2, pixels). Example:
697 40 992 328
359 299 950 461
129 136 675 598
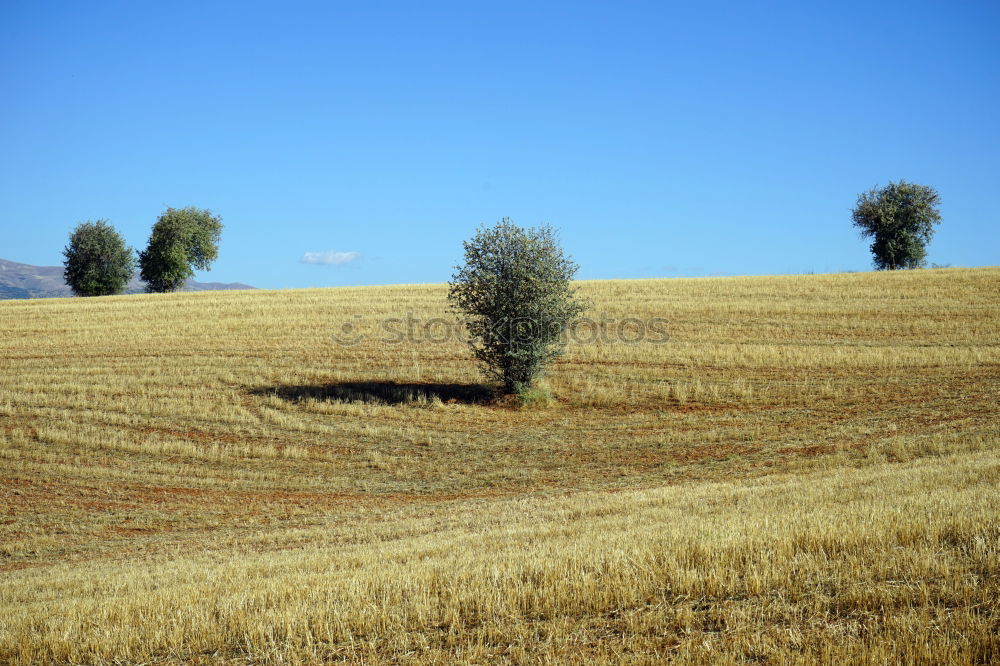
62 220 135 297
851 181 942 270
449 219 586 395
139 206 223 292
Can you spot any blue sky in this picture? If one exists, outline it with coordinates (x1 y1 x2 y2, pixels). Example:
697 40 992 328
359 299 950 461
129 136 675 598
1 0 997 288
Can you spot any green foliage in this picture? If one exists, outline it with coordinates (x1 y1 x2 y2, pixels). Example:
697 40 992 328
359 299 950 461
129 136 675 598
139 207 223 293
62 220 135 297
448 219 586 394
514 381 555 408
851 181 942 270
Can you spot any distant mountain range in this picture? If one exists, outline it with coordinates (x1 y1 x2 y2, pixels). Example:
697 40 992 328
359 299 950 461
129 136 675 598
0 258 254 299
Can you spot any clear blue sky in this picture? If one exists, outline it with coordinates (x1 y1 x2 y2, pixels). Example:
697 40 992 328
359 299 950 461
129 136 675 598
2 0 997 288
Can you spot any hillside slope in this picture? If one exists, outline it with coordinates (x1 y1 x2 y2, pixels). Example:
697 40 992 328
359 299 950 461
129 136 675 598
0 268 997 663
0 257 253 298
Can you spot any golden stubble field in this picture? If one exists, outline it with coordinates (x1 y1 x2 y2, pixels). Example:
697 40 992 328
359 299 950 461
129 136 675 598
1 267 998 664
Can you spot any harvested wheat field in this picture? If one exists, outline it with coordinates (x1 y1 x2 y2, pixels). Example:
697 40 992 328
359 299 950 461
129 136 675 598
1 267 998 664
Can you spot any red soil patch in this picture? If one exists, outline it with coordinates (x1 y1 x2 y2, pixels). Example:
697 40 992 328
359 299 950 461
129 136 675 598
0 562 41 573
1 478 35 488
108 526 162 535
118 483 507 511
670 444 763 463
781 444 839 457
123 423 353 457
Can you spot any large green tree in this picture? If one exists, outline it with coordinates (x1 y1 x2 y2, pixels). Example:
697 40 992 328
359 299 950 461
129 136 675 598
139 207 223 292
851 181 942 270
448 219 586 395
62 220 135 297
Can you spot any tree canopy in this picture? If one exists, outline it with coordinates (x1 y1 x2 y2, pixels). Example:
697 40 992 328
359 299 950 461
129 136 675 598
62 220 135 297
448 219 586 395
851 181 941 270
139 207 223 292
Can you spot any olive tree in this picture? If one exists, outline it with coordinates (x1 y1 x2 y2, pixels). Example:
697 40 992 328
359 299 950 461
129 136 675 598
139 207 223 292
62 220 135 297
851 181 941 270
448 219 586 395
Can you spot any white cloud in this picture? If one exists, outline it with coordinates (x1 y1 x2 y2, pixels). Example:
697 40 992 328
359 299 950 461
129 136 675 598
300 250 361 265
